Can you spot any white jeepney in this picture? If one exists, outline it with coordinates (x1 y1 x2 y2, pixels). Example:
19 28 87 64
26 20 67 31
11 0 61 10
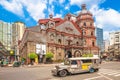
51 56 100 77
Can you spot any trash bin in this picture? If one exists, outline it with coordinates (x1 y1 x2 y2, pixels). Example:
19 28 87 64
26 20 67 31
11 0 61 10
13 61 21 67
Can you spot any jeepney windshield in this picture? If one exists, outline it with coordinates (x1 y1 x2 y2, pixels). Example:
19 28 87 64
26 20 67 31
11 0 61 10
64 59 70 65
93 59 100 64
82 59 92 63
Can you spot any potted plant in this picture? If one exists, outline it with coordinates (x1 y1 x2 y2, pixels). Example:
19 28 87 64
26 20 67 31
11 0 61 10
28 52 37 65
45 52 53 63
82 53 93 57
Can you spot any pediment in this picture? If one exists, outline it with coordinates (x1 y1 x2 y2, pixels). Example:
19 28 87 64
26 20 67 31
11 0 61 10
56 20 81 35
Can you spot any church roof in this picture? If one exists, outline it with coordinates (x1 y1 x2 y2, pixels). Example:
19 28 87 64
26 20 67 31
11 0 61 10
38 18 62 24
27 30 46 43
28 26 40 32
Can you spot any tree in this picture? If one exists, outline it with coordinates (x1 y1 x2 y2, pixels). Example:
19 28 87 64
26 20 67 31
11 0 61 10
45 52 53 63
28 52 37 59
28 52 37 65
21 57 26 61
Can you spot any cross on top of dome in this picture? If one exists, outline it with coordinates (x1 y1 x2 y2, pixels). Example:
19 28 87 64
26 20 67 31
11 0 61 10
81 4 86 10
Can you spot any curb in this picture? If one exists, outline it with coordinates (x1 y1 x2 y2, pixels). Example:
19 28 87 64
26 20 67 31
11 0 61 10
24 64 58 68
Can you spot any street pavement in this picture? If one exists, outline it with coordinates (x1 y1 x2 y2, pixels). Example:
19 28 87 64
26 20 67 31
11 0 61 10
0 61 120 80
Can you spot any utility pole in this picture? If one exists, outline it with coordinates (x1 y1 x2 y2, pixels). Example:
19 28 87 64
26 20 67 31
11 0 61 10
15 27 18 61
12 24 19 61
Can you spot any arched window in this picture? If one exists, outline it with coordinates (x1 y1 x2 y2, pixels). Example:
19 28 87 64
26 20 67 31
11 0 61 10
90 22 92 26
84 31 86 35
50 23 54 27
68 16 70 20
91 31 94 36
50 34 54 40
92 41 95 46
58 39 61 44
76 41 79 46
68 40 71 45
84 40 86 45
84 22 86 26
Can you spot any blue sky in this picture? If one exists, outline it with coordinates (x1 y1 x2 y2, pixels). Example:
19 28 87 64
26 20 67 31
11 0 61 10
0 0 120 39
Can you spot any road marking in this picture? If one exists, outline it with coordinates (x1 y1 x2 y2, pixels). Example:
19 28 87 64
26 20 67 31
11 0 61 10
108 72 120 75
98 73 113 80
84 76 102 80
99 68 120 77
115 74 120 77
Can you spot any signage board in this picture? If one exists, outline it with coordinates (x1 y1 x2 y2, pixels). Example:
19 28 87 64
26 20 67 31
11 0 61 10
36 44 46 55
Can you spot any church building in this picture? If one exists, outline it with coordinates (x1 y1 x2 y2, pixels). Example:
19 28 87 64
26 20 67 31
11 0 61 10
19 4 99 64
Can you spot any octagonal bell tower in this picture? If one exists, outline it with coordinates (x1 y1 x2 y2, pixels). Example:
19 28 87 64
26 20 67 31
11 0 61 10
76 4 98 54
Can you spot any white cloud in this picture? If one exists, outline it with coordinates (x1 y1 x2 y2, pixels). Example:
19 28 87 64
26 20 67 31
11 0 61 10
54 14 62 18
48 5 55 17
0 0 24 17
90 5 120 39
59 0 65 4
49 0 54 5
103 31 110 40
49 0 65 4
65 4 70 10
90 5 120 28
65 6 69 10
70 0 105 8
20 0 47 21
0 0 47 21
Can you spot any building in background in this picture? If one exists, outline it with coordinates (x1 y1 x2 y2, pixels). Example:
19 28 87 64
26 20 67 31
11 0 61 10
95 27 104 53
11 21 26 61
0 21 26 61
102 40 110 60
0 20 12 51
109 31 120 45
12 21 26 45
109 31 120 60
104 40 110 52
0 41 9 60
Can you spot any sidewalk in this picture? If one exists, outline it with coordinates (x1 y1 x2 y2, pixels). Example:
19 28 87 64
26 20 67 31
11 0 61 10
23 63 59 68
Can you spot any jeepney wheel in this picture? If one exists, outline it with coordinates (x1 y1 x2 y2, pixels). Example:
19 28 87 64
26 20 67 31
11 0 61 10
95 69 99 72
89 68 95 73
58 70 67 77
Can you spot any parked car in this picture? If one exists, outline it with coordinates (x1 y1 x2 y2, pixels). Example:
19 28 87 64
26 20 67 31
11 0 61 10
51 57 100 77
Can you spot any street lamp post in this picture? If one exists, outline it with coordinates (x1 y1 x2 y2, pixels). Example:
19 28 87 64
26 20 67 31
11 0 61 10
14 45 17 61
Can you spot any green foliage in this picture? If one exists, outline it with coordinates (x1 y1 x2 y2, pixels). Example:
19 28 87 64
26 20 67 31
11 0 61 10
21 57 26 61
88 53 93 57
45 52 53 59
28 52 37 59
82 54 87 57
82 53 93 57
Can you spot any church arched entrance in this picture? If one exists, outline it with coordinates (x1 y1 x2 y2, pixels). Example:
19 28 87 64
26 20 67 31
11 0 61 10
65 50 72 58
74 50 81 57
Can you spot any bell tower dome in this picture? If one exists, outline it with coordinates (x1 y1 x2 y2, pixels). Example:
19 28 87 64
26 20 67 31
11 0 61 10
76 4 98 54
